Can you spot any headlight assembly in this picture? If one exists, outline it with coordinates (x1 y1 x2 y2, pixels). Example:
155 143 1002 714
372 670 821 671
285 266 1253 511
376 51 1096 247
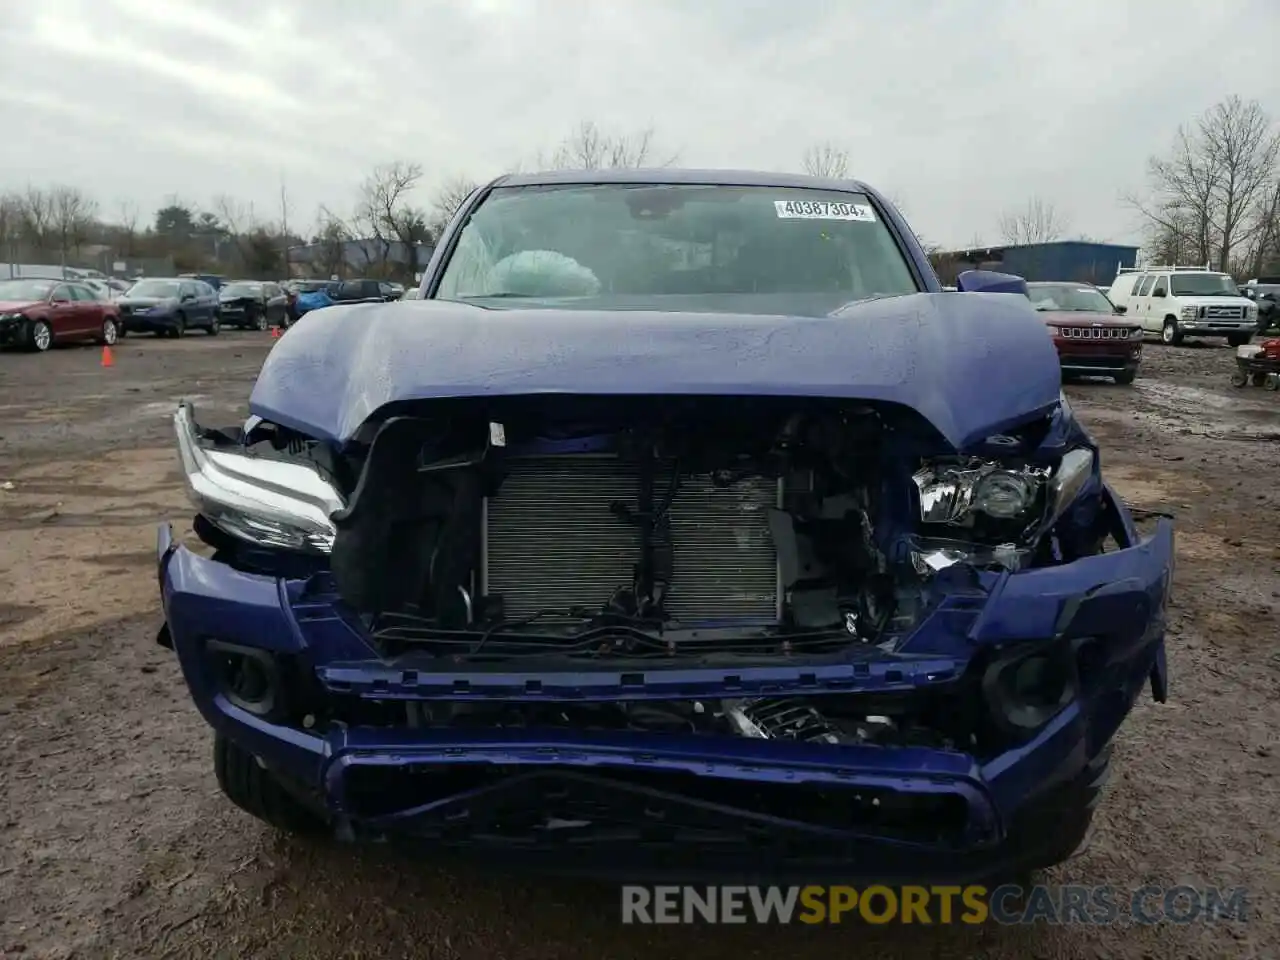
912 447 1095 529
174 403 343 553
912 462 1046 525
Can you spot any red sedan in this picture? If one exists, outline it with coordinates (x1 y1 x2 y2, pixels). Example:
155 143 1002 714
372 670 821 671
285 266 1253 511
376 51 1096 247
0 278 122 352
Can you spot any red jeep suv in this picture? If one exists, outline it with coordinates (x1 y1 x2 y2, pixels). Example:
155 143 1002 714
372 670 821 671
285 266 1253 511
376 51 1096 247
1026 282 1144 385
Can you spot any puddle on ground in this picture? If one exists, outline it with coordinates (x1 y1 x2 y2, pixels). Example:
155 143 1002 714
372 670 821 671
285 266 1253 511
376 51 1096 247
134 393 210 418
1136 381 1242 411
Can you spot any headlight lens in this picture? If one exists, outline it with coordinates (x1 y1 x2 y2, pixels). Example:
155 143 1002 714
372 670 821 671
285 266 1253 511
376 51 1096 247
1180 306 1197 320
174 403 343 553
913 463 1045 524
973 471 1038 518
913 448 1095 528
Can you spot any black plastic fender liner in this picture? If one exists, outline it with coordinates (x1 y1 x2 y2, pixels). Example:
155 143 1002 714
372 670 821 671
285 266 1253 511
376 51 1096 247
330 417 485 619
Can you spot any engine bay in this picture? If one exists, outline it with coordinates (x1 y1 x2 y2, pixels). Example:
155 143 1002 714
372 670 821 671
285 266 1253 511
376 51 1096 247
205 395 1088 663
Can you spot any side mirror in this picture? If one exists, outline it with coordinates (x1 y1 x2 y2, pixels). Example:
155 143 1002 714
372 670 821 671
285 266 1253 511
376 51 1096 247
1114 304 1128 315
1152 289 1166 298
956 269 1029 296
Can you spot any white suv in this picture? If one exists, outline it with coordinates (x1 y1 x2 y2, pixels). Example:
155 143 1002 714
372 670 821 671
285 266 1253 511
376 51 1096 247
1108 268 1257 345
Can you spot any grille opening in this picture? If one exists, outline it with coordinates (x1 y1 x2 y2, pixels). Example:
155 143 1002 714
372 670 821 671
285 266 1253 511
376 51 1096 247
342 763 972 843
328 398 983 662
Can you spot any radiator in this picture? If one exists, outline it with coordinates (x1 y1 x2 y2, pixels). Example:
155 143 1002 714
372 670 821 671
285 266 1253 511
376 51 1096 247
482 454 781 623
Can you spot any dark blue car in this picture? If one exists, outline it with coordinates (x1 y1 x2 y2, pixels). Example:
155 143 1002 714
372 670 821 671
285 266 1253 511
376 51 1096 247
157 169 1172 883
118 277 221 337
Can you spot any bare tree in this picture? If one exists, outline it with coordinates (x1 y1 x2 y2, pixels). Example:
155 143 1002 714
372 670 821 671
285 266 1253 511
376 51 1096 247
801 142 849 179
311 208 351 279
539 121 674 171
351 161 429 279
213 195 275 272
1200 97 1280 271
19 187 55 255
0 192 24 263
48 186 97 263
1127 96 1280 271
997 197 1070 245
1243 177 1280 277
114 200 141 256
429 176 479 237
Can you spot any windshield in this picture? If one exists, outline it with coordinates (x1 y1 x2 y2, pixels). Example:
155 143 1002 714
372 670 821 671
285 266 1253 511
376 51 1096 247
435 183 919 309
222 282 262 297
1026 284 1114 313
1170 273 1239 297
128 280 181 298
0 279 55 301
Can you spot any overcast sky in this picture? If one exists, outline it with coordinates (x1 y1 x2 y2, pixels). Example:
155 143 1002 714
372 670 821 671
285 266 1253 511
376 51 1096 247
1 0 1277 248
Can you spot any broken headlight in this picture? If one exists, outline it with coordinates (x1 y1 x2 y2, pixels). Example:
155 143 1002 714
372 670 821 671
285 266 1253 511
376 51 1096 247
912 448 1095 529
174 403 343 554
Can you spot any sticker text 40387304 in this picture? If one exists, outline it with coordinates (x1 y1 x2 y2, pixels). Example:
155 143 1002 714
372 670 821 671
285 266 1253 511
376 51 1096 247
773 199 877 222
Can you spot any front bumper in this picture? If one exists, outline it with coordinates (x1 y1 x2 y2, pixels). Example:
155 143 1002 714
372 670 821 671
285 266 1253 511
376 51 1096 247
0 317 28 347
157 490 1173 880
1053 341 1142 375
1176 319 1253 336
122 311 179 332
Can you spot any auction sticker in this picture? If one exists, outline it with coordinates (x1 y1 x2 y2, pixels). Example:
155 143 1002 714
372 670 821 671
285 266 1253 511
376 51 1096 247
774 199 876 221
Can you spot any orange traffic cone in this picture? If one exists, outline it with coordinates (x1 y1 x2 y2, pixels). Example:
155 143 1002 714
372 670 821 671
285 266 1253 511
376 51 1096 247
270 326 281 339
101 345 114 367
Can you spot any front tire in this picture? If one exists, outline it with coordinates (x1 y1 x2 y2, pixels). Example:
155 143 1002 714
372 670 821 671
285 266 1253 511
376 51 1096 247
1227 333 1251 347
1161 319 1183 345
29 319 53 352
206 318 220 336
171 313 186 338
100 317 119 345
213 734 326 835
1114 370 1136 385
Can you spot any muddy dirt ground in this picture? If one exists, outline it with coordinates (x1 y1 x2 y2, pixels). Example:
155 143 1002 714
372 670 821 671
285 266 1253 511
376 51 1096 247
0 331 1277 959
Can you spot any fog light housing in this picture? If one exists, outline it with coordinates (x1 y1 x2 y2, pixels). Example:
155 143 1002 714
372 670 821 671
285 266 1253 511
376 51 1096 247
982 643 1078 736
207 640 281 718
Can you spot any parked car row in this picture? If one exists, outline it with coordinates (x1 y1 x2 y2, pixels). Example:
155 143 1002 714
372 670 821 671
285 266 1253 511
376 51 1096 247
1 274 420 353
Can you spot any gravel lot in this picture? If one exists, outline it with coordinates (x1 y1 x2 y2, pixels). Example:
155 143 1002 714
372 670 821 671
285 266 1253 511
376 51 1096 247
1 330 1277 959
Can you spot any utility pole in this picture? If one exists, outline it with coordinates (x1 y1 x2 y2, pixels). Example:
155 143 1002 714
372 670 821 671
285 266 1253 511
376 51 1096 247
279 174 291 279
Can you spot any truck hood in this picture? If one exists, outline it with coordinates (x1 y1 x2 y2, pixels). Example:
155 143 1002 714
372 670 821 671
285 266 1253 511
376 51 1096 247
248 292 1063 451
1178 296 1253 307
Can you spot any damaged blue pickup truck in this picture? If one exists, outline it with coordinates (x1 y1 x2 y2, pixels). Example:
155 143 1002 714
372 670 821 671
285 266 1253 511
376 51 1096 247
157 169 1173 883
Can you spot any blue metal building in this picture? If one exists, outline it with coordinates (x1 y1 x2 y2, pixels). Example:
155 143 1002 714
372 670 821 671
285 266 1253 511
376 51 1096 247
931 241 1139 285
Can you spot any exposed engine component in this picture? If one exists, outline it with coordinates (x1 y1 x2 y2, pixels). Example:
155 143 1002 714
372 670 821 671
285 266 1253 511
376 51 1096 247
315 396 1074 662
724 697 848 743
723 697 898 745
382 696 928 748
